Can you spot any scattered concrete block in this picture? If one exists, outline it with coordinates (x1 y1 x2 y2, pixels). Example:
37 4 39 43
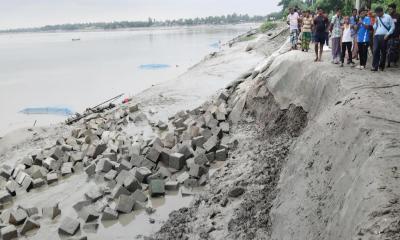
219 92 229 101
181 187 194 196
159 148 172 166
123 174 141 192
129 103 139 113
132 190 148 202
21 156 33 168
215 149 227 161
203 136 219 152
92 143 107 159
199 174 208 186
1 225 18 240
95 158 113 173
206 118 219 129
84 163 96 177
146 147 161 163
42 203 61 219
46 173 58 184
111 185 130 199
16 171 28 185
135 167 152 183
118 159 132 171
82 222 99 233
102 207 119 221
163 133 176 148
115 195 135 213
32 178 45 188
115 170 130 185
79 208 99 223
156 121 168 130
84 188 103 202
0 165 13 180
23 207 39 217
194 152 208 165
192 136 206 148
21 176 33 192
9 208 28 225
29 165 47 179
206 152 215 162
186 158 195 168
176 172 190 184
184 178 198 188
130 154 156 170
220 122 230 133
104 169 117 181
165 181 179 191
212 127 223 139
5 180 17 196
43 157 57 170
228 187 245 198
20 218 40 234
58 217 80 236
72 200 91 212
61 162 74 175
50 147 64 160
200 128 213 140
189 164 208 178
169 153 185 170
149 179 165 197
177 144 193 160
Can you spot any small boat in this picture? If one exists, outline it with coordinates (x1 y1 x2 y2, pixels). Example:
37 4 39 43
139 64 170 70
20 107 74 116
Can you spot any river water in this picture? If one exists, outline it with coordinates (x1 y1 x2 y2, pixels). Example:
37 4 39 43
0 24 256 136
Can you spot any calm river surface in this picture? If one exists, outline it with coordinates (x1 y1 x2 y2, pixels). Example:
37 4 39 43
0 24 257 136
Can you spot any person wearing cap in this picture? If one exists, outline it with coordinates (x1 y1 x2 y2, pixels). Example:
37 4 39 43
371 6 395 71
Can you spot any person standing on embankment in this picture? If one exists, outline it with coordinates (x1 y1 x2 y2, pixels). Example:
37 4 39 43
301 10 313 52
287 8 300 50
313 7 329 62
371 6 395 72
387 3 400 67
357 8 372 69
341 16 354 67
350 8 360 60
330 8 343 64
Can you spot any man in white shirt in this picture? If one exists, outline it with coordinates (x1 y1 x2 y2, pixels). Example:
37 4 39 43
287 8 300 50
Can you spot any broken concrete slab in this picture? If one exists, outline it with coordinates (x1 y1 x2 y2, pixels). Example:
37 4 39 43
15 171 28 185
123 174 142 192
104 169 117 181
130 154 156 170
72 200 92 212
5 180 17 196
115 195 135 213
219 122 230 133
203 136 219 152
149 179 165 197
84 188 103 202
163 133 176 149
82 222 99 233
118 159 132 172
206 152 215 162
20 218 40 235
192 136 206 148
200 128 213 140
1 225 18 240
43 157 58 170
189 164 208 178
176 172 190 184
115 170 130 185
194 152 209 165
79 208 99 223
0 165 13 180
32 178 45 188
28 165 48 179
61 162 74 176
21 175 33 192
58 217 80 236
181 186 194 196
146 146 161 163
84 163 96 177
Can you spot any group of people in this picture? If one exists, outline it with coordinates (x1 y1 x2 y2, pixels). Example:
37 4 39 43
287 4 400 71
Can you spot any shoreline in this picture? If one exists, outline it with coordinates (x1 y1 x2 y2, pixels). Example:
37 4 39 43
0 24 288 239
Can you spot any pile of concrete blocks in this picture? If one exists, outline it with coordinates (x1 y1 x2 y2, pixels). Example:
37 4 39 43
0 205 42 238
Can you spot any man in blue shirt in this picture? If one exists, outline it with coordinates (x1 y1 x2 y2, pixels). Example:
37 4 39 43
372 6 395 71
357 8 372 69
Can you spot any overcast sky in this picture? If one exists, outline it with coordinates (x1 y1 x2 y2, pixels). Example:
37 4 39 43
0 0 280 30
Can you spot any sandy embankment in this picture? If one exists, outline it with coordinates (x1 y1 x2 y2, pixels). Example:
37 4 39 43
151 35 400 240
0 25 288 240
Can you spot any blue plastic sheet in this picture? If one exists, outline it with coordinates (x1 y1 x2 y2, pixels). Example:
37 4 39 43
20 107 74 116
139 64 170 69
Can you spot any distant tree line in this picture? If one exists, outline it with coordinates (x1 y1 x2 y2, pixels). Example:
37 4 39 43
1 13 273 33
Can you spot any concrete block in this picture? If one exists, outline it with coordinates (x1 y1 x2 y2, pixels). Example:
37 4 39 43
169 153 185 170
58 217 80 236
43 157 58 170
186 158 195 168
146 147 161 163
111 184 130 199
149 179 165 197
184 178 198 188
194 152 208 165
84 187 103 202
212 127 223 139
165 181 179 191
132 190 148 202
46 173 58 184
135 167 152 183
50 147 64 160
159 148 172 166
176 172 190 184
101 207 118 221
206 152 215 162
189 164 208 178
219 122 230 133
20 218 40 234
5 180 17 196
95 158 113 173
79 208 99 223
28 165 47 179
72 200 92 212
215 149 227 161
61 162 73 175
219 91 229 101
42 203 61 219
177 144 193 160
118 159 132 172
123 174 142 192
1 225 18 240
22 207 39 217
130 154 156 170
115 195 135 213
84 163 96 177
163 133 176 148
206 118 219 129
15 171 28 185
21 156 33 167
9 208 28 225
0 165 13 180
203 136 219 152
192 136 206 148
32 178 45 188
181 186 194 196
21 175 33 192
200 128 213 140
115 170 130 185
104 169 117 181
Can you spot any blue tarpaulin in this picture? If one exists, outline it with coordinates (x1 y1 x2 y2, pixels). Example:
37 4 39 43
139 64 170 69
20 107 74 116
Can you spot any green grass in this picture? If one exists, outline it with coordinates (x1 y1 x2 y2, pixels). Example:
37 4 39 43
238 35 257 42
260 21 277 33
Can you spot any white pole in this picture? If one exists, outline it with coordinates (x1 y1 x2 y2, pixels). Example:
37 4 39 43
356 0 361 10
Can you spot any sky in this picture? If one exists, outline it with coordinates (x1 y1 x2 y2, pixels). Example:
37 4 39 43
0 0 281 30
